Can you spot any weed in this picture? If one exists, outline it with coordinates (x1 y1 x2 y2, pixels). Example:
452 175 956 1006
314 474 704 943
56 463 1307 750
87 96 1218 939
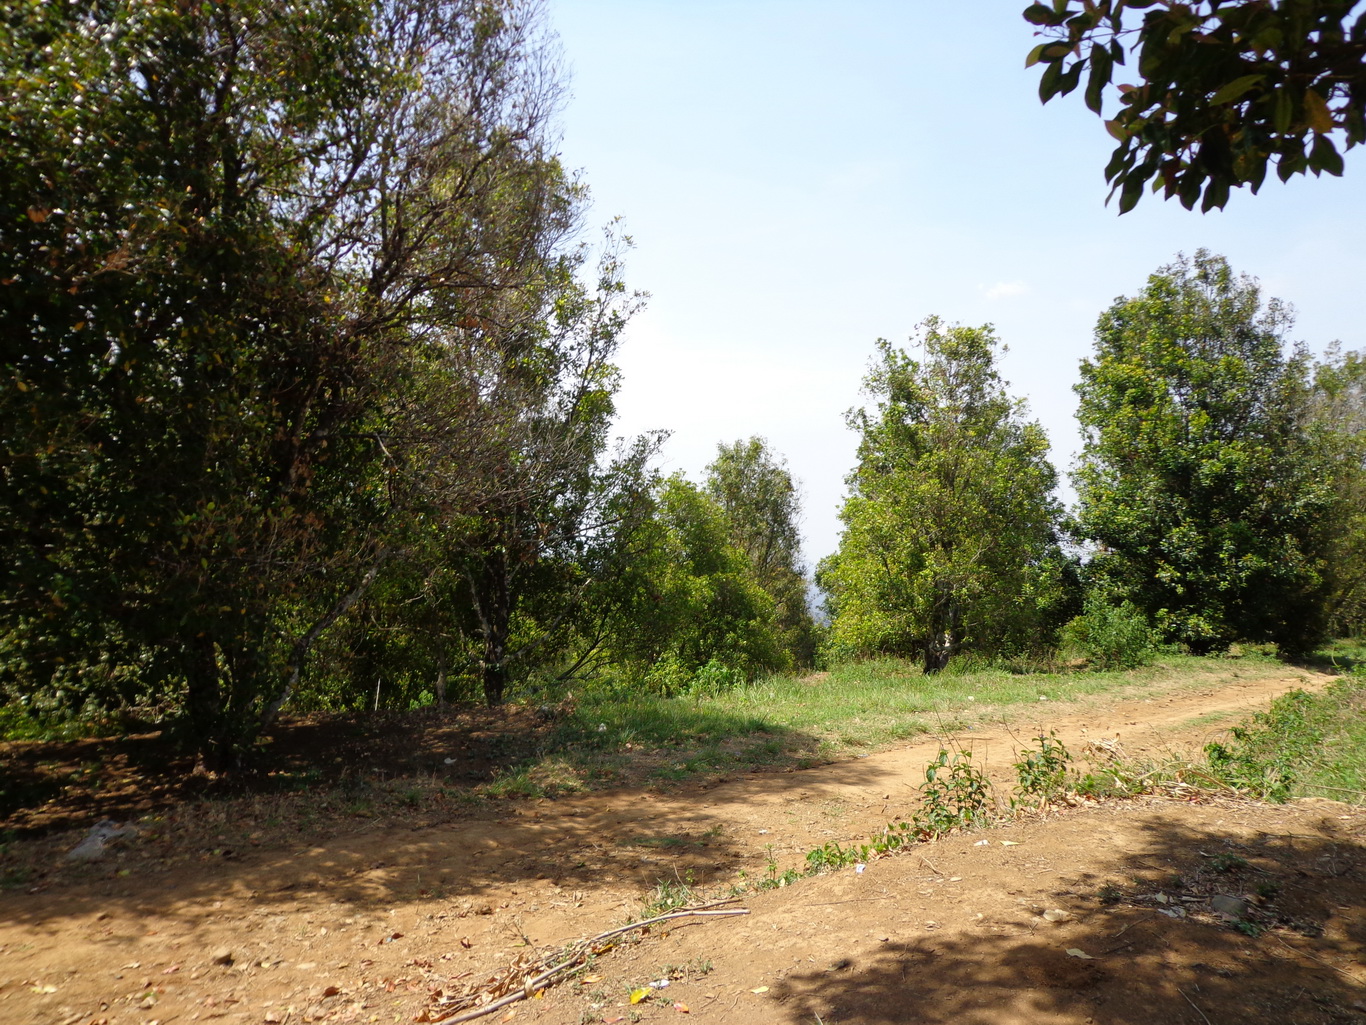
630 834 691 849
805 841 861 873
659 957 713 980
640 873 697 918
1210 853 1248 873
1202 675 1366 804
1097 882 1123 905
756 855 801 890
916 747 992 837
1012 731 1073 807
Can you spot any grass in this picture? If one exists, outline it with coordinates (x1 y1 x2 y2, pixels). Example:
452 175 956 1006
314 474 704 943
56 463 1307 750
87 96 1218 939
1203 667 1366 803
479 652 1305 799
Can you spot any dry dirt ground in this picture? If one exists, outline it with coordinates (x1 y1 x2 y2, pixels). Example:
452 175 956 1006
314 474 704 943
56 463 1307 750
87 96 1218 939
2 667 1363 1025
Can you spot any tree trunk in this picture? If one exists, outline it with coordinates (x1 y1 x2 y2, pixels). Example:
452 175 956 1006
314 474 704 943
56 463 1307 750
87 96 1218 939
186 634 229 772
434 637 447 708
923 581 960 675
923 631 953 674
477 549 512 706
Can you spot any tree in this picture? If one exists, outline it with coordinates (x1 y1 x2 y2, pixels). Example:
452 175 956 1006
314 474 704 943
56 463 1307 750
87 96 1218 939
1073 251 1335 654
1 0 581 763
1024 1 1366 211
597 476 789 691
820 320 1067 673
390 237 648 705
704 438 818 667
1309 345 1366 636
303 241 660 709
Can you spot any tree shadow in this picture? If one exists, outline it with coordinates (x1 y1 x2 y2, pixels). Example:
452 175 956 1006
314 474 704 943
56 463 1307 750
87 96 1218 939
0 706 880 935
771 813 1366 1024
0 699 829 837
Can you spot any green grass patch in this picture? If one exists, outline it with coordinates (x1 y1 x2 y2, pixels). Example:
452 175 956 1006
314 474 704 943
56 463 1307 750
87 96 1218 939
477 653 1303 798
1205 669 1366 803
1303 637 1366 674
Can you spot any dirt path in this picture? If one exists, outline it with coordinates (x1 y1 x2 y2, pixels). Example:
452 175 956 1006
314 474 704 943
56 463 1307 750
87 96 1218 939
3 667 1362 1025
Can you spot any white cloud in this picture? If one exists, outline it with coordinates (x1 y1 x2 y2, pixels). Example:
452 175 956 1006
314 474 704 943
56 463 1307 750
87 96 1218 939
983 280 1030 300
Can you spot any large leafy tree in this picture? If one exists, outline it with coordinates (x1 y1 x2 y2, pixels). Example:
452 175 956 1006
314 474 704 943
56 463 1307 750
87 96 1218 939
820 321 1067 673
1 0 578 763
587 476 787 690
1073 251 1335 653
1025 0 1366 211
704 438 817 668
409 246 659 705
1310 345 1366 637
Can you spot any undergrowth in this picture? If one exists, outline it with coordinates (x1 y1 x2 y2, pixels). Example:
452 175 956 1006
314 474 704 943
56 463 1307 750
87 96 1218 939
1203 669 1366 802
482 652 1296 798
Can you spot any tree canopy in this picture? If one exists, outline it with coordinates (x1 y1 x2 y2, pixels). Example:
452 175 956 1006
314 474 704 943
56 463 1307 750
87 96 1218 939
819 321 1069 673
1025 0 1366 211
1073 251 1335 654
705 438 817 668
0 0 638 763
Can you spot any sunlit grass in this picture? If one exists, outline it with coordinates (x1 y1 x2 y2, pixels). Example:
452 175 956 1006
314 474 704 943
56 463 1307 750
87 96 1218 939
1203 667 1366 804
481 651 1309 797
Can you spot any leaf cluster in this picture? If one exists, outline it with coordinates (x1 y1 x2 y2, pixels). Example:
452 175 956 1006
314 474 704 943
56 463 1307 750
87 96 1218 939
1025 0 1366 211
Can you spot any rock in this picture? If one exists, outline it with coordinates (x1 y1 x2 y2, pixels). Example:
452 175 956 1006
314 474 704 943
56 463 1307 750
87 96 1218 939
1042 909 1073 923
1210 895 1250 918
211 948 234 966
63 819 139 863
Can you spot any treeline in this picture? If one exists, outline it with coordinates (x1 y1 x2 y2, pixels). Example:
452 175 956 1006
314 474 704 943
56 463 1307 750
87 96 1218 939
0 0 813 765
821 251 1366 673
5 3 1364 768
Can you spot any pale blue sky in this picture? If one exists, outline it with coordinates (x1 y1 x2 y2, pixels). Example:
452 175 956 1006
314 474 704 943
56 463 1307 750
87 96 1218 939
548 0 1366 567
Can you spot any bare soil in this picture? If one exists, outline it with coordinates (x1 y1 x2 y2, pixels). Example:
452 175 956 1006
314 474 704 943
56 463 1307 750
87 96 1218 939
2 666 1363 1025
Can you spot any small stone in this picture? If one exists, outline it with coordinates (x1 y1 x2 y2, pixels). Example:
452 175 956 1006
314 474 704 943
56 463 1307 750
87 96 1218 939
211 948 234 966
1042 909 1072 923
1210 895 1250 918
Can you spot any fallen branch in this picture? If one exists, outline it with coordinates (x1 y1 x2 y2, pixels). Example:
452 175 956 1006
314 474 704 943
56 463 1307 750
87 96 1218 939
1271 931 1359 979
421 900 749 1023
1177 987 1212 1025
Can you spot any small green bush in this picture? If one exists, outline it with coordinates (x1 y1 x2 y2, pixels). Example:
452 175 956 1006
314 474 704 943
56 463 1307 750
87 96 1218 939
687 658 745 696
1205 689 1323 801
1062 596 1156 670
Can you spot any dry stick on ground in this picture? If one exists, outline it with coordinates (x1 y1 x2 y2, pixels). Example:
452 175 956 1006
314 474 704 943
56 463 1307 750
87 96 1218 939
426 900 750 1024
1271 931 1359 979
1178 987 1213 1025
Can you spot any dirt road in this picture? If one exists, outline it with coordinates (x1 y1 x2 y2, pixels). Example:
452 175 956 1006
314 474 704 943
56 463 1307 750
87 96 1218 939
2 666 1362 1025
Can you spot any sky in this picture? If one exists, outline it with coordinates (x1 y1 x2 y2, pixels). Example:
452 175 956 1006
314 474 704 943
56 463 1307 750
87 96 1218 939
546 0 1366 570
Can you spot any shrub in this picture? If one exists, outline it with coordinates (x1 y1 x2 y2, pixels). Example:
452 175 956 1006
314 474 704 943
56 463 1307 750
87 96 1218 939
1063 595 1156 669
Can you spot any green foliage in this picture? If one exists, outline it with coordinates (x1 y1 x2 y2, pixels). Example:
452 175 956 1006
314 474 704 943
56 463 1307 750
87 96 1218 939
0 0 651 760
820 319 1070 674
600 476 789 690
1025 1 1366 211
916 747 993 835
640 874 698 917
1310 347 1366 639
1012 731 1073 807
1073 252 1335 656
1061 595 1157 670
705 438 818 668
1207 686 1333 809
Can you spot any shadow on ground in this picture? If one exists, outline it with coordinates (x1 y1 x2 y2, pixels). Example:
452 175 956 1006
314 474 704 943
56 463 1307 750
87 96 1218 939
770 814 1366 1025
0 702 873 934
